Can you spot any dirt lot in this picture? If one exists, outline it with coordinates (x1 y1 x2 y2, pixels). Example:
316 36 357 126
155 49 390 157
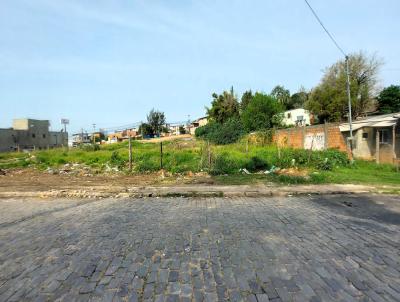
0 169 205 193
0 168 378 200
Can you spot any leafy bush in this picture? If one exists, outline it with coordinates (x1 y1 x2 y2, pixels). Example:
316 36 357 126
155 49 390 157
241 93 284 132
245 156 270 172
210 153 241 175
57 158 67 165
110 151 125 168
273 148 348 170
195 119 245 145
135 159 159 172
195 122 218 138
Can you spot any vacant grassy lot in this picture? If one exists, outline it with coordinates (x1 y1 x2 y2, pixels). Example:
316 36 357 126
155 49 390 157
1 137 399 186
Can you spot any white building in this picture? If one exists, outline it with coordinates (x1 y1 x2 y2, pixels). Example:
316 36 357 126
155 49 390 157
282 109 311 127
188 117 208 135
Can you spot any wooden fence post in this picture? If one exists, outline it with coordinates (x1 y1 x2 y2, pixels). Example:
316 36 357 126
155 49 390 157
160 142 163 169
128 135 132 171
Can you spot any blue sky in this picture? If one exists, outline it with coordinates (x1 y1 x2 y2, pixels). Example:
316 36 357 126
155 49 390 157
1 0 399 134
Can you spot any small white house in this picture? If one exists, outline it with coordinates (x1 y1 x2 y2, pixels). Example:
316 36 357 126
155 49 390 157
282 109 311 127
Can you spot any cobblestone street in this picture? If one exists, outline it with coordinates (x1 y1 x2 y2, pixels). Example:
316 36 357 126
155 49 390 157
0 195 399 302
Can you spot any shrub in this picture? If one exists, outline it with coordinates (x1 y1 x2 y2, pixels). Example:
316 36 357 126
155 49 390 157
195 119 245 145
210 153 241 175
57 158 67 165
245 156 270 172
135 159 159 172
273 148 348 170
241 93 284 132
195 122 218 138
110 151 125 168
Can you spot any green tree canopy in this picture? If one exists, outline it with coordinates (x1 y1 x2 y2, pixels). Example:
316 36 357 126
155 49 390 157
290 87 309 109
147 109 166 135
139 122 154 137
271 85 291 109
377 85 400 113
306 52 382 122
240 90 253 111
241 93 284 132
207 87 240 123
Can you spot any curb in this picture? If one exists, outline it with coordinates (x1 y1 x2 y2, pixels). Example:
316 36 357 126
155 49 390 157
0 188 372 199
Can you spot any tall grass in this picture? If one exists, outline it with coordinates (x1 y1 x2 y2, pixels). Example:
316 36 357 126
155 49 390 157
1 138 399 187
0 139 348 173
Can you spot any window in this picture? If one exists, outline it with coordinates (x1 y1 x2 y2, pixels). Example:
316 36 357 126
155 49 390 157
362 132 368 139
296 115 304 121
32 133 36 138
379 129 390 144
42 134 46 138
287 113 292 118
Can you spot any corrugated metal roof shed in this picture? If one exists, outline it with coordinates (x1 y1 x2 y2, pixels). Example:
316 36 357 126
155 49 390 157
339 113 400 132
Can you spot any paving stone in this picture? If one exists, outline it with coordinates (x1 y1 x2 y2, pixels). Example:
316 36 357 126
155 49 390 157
255 293 269 302
0 195 399 301
168 271 179 283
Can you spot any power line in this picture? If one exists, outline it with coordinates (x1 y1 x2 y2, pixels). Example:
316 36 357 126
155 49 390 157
303 0 347 57
303 0 354 159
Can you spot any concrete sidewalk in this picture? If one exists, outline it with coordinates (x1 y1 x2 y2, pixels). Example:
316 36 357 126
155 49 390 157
0 183 378 199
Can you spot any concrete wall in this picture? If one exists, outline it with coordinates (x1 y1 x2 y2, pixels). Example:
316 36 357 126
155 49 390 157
13 119 50 131
12 119 29 130
49 131 68 147
352 127 375 159
0 119 67 152
274 123 349 155
0 129 18 152
349 125 400 163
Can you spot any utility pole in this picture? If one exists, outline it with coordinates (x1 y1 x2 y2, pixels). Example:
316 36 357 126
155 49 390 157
345 56 354 158
304 0 354 159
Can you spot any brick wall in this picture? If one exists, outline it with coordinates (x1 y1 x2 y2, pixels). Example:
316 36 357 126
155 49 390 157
273 123 350 155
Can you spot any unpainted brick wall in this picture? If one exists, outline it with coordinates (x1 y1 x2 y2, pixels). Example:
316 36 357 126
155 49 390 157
273 124 350 155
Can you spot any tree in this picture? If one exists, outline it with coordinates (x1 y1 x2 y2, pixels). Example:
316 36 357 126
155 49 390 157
306 52 382 122
377 85 400 113
271 85 291 109
241 93 284 132
139 122 154 137
290 87 309 109
206 87 240 124
147 109 166 136
240 90 253 111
